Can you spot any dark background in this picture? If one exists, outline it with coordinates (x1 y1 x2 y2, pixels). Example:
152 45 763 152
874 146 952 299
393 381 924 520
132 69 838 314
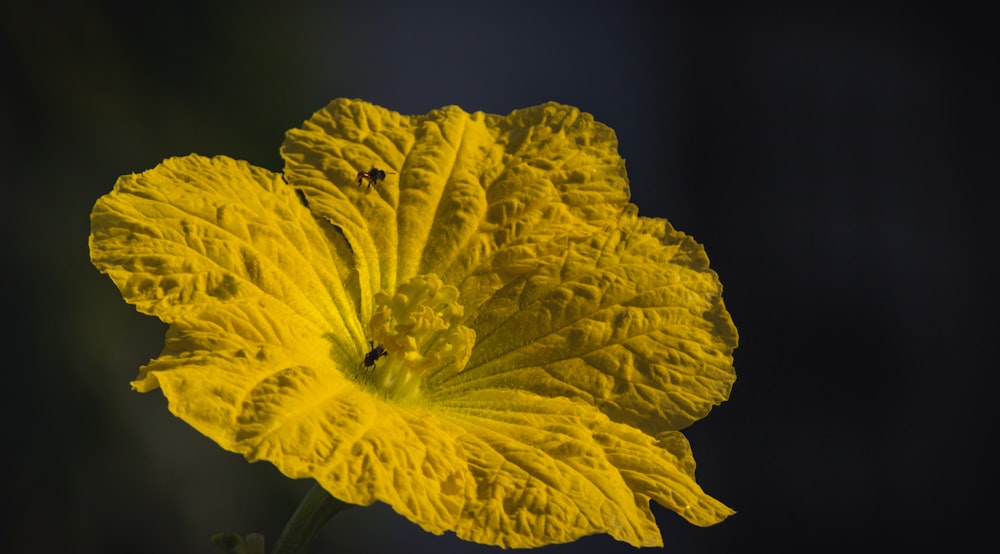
2 1 995 552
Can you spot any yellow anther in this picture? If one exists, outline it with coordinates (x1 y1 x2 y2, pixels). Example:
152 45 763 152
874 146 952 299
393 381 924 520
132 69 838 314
366 274 475 400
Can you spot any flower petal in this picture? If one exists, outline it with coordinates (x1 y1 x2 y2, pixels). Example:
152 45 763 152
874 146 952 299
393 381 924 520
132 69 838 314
431 208 738 436
231 365 472 532
89 154 364 409
280 98 631 311
438 389 732 547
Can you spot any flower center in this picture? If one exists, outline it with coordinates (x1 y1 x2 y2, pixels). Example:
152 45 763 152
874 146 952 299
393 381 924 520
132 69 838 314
364 274 474 402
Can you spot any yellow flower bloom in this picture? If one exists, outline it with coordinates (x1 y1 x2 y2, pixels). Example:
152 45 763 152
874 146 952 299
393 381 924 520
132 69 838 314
89 99 738 548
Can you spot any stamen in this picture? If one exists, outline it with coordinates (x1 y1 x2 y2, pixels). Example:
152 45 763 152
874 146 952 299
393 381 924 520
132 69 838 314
365 274 475 401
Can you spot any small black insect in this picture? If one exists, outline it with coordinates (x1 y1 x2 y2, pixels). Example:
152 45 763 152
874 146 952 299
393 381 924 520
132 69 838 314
362 341 388 370
356 167 393 190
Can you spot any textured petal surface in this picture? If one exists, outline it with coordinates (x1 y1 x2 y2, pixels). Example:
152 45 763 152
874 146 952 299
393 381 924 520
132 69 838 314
431 208 738 436
280 99 630 314
90 155 364 372
90 100 738 549
91 154 362 434
438 389 733 547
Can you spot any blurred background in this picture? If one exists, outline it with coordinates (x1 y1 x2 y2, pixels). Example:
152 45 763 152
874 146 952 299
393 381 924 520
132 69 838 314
2 1 995 552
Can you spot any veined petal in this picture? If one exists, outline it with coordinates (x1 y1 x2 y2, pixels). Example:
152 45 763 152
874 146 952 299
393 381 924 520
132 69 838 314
89 154 365 421
430 208 738 436
232 364 472 530
437 389 732 547
280 99 630 314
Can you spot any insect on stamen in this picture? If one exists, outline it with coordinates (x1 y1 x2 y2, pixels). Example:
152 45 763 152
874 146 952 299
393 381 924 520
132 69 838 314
361 340 388 371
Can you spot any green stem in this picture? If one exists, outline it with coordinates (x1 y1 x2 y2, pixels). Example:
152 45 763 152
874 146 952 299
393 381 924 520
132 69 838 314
270 482 352 554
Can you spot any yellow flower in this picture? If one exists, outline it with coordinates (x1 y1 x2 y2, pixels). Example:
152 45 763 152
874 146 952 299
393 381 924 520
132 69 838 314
89 99 738 548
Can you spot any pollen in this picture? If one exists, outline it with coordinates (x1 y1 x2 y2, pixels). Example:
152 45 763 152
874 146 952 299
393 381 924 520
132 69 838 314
366 274 475 401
